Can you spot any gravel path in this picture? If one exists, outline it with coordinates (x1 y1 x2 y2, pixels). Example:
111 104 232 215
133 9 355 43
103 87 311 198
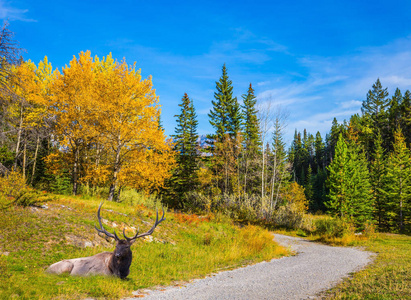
126 234 374 300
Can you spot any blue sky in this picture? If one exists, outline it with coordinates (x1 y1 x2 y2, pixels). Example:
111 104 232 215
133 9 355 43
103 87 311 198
2 0 411 144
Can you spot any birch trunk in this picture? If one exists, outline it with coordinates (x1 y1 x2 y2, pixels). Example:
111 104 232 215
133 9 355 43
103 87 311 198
30 135 40 185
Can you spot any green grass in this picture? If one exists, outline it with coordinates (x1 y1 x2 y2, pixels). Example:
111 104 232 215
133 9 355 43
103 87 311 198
324 233 411 299
0 195 288 299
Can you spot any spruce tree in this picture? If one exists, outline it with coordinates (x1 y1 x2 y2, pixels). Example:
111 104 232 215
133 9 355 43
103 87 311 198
326 134 349 218
170 93 199 207
270 114 288 209
207 64 242 194
387 88 402 151
242 83 260 153
361 78 390 150
314 131 325 170
400 90 411 145
326 134 373 227
383 128 411 232
346 140 373 227
208 64 241 140
370 132 387 230
241 83 261 195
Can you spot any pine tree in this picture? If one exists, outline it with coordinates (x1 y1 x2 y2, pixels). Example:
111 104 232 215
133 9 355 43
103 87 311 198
346 140 373 227
400 90 411 145
361 78 390 150
326 134 349 218
269 114 288 209
370 132 387 230
387 88 402 151
207 64 242 194
242 83 260 153
314 131 325 170
170 93 199 207
208 64 241 140
241 83 261 195
326 134 373 227
383 128 411 232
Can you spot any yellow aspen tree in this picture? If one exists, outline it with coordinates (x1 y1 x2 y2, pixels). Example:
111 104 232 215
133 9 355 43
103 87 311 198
93 56 174 200
6 60 43 176
48 51 98 194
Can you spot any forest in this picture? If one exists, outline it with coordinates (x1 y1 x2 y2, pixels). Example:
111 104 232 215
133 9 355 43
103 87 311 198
1 22 410 234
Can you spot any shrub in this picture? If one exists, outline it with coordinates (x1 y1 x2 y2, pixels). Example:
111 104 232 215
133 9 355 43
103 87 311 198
119 188 161 210
272 203 314 232
0 169 54 209
314 217 355 239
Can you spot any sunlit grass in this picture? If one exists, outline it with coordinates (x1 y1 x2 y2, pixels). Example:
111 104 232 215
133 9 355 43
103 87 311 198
0 195 288 299
324 233 411 299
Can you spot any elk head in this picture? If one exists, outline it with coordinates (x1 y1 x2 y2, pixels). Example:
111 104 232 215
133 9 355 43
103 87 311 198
95 202 165 279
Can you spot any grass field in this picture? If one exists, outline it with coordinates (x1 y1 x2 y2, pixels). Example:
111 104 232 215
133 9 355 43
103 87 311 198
324 233 411 299
0 195 288 299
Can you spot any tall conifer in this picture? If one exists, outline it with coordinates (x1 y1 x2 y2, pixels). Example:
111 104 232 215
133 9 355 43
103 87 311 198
383 128 411 232
170 93 199 207
370 132 387 230
241 83 261 195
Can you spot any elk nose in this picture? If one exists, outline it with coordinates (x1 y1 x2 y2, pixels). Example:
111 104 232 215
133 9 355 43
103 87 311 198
115 253 121 258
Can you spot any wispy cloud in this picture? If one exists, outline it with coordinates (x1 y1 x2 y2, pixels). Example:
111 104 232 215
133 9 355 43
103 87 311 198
256 35 411 143
0 0 36 22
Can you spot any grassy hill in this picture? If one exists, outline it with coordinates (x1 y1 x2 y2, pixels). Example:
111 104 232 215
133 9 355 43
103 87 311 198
0 195 288 299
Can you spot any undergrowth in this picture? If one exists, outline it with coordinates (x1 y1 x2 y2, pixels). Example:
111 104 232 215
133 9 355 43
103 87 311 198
0 195 288 300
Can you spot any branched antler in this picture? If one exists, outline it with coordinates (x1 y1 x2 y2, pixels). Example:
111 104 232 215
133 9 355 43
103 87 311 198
123 207 166 243
95 202 166 243
95 202 120 241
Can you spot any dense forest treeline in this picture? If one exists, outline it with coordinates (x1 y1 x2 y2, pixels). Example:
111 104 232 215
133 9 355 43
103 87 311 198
0 23 409 233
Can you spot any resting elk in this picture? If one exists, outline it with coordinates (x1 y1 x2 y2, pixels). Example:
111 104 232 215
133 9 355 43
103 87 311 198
47 202 165 279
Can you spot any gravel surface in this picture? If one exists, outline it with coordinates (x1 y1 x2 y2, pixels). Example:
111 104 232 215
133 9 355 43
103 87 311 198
126 234 374 300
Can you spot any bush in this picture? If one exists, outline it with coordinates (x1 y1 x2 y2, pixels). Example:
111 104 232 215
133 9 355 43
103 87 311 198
118 188 162 210
273 203 313 230
0 169 54 209
314 217 355 239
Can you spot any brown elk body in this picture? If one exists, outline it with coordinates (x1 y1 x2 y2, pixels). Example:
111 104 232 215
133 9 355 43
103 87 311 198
46 203 165 279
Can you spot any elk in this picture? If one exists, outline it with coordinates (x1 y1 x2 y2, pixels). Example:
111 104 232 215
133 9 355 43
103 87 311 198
47 202 165 279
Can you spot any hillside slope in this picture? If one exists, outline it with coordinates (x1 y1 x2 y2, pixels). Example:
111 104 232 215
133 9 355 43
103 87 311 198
0 196 287 299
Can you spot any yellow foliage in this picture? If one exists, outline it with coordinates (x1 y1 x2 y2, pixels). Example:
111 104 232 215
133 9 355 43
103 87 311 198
281 181 309 212
0 169 28 209
43 51 175 193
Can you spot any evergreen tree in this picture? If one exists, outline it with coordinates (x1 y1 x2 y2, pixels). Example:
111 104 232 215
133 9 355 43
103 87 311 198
400 90 411 145
207 64 242 193
208 64 241 140
169 93 199 207
383 128 411 232
347 139 373 227
269 114 289 209
326 134 349 218
242 83 260 153
370 132 387 230
361 78 390 150
387 88 402 151
326 134 373 227
314 131 325 170
241 83 261 195
361 78 390 118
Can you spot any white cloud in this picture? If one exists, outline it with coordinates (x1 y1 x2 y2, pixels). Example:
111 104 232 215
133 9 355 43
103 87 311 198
257 35 411 145
0 1 36 22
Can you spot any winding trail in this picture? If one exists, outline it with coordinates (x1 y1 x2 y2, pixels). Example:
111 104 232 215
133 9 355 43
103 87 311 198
127 234 374 300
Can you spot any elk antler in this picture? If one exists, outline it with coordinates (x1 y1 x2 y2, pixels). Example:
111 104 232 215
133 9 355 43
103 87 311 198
95 202 120 241
123 207 166 243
